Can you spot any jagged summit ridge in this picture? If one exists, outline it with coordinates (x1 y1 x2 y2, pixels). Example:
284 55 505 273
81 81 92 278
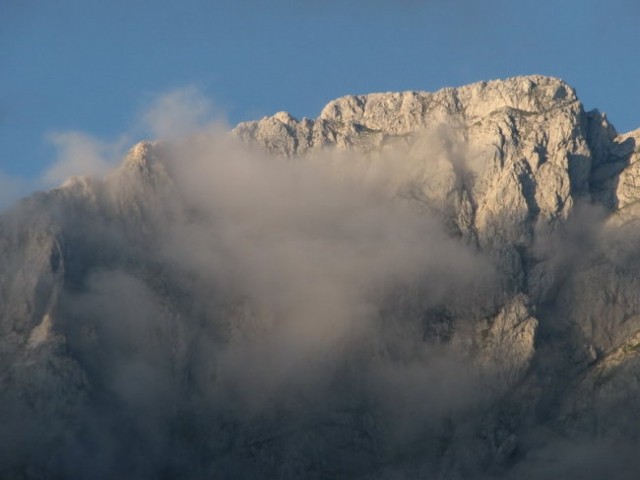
235 75 581 151
319 75 576 131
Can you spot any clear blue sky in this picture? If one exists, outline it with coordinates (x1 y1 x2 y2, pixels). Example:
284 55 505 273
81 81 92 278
2 0 639 183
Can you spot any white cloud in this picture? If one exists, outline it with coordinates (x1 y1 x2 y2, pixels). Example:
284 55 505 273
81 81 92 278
43 131 125 186
141 86 216 140
27 87 218 194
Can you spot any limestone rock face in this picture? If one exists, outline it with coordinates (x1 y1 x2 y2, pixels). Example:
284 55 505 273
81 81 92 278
3 75 640 478
477 294 538 388
613 129 640 209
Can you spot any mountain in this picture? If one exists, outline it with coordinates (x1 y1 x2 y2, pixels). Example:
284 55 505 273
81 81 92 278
2 75 640 479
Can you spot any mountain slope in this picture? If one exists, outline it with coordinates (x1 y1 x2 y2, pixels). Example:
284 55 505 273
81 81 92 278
2 75 640 479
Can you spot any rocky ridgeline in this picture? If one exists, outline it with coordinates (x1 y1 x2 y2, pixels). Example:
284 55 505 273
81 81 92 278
2 76 640 478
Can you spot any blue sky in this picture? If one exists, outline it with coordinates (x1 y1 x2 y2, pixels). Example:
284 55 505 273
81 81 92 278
1 0 639 201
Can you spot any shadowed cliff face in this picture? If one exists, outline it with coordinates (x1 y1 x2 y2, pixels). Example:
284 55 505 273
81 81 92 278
2 75 640 479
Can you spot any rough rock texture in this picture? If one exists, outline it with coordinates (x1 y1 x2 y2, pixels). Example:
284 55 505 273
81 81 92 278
3 75 640 478
476 295 537 388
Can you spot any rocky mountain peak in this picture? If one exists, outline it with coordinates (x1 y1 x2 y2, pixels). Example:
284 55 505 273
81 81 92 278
318 75 577 134
3 75 640 479
116 140 164 177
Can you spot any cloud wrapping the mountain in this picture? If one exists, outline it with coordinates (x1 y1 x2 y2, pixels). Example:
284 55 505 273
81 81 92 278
5 84 640 478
